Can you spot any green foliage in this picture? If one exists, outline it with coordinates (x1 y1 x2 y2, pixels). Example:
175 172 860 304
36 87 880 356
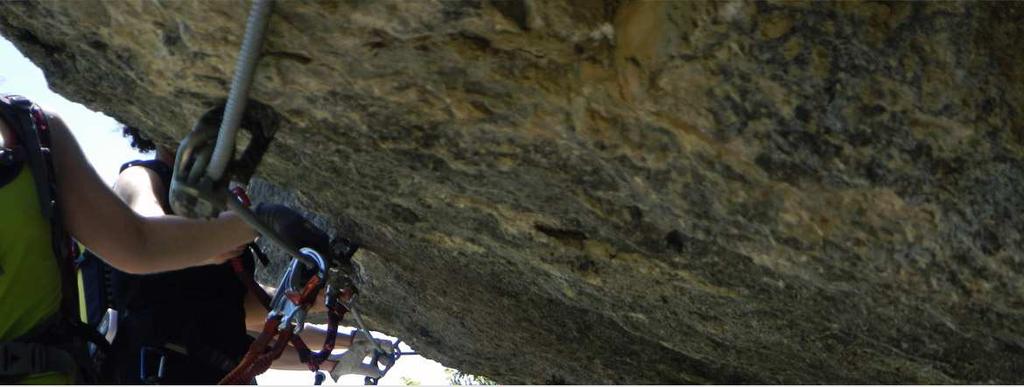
444 368 496 385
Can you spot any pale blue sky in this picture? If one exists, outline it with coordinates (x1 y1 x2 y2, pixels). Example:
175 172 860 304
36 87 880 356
1 36 450 385
0 38 148 185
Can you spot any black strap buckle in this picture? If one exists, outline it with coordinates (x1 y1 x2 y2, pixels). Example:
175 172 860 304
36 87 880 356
139 347 166 384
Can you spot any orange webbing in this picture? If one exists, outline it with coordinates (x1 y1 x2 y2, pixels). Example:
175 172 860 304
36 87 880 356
234 328 295 383
219 316 282 384
219 277 325 383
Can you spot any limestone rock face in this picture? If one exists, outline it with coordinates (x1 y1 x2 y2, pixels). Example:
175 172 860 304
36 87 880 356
3 1 1023 383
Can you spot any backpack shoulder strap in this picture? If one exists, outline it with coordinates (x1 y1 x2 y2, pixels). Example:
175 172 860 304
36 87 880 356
0 96 54 216
121 159 173 190
0 96 102 383
0 95 79 324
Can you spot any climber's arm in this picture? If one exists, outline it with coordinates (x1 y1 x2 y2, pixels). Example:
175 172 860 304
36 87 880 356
49 110 256 274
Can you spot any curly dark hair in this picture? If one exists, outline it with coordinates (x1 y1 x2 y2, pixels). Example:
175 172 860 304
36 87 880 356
121 125 157 153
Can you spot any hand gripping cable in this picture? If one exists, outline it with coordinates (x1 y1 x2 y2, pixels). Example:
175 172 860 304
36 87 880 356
170 0 273 220
168 0 315 269
172 1 410 382
171 106 314 268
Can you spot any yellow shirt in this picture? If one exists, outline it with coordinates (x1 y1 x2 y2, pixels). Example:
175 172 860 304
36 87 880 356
0 165 70 383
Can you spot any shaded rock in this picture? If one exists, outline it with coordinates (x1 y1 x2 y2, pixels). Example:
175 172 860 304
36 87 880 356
2 0 1024 383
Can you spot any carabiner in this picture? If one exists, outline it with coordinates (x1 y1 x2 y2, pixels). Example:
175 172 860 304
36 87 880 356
267 247 328 333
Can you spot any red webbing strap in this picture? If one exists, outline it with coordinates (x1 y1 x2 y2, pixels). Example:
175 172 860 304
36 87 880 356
292 300 346 372
221 255 278 384
220 268 331 383
222 207 348 382
231 254 272 309
228 188 272 310
317 296 347 362
219 282 350 383
239 328 294 383
219 316 281 384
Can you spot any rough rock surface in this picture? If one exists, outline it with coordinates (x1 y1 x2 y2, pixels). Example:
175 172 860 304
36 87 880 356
2 1 1023 383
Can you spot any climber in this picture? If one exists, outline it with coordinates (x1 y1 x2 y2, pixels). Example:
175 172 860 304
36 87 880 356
92 119 356 384
0 94 313 384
